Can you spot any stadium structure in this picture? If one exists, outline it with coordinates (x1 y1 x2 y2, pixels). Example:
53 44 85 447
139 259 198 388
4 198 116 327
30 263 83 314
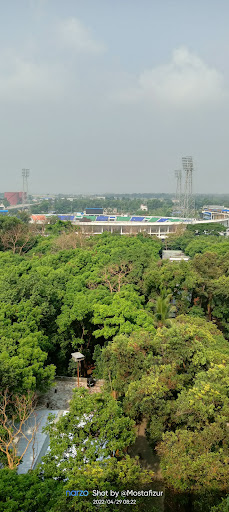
73 214 229 238
202 206 229 221
30 213 229 239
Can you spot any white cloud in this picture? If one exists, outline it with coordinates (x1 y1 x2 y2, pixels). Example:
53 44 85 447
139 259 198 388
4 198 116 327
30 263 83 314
58 17 105 55
28 0 48 9
114 47 226 108
0 50 64 102
0 16 105 104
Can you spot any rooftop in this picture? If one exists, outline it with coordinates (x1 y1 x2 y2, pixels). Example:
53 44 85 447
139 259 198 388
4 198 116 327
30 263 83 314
162 250 190 261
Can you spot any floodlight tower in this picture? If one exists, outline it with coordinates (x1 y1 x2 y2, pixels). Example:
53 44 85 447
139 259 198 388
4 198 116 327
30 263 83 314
22 169 30 206
182 156 195 219
175 170 182 212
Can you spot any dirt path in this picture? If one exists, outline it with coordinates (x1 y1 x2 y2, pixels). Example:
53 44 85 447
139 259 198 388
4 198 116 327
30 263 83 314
128 419 165 511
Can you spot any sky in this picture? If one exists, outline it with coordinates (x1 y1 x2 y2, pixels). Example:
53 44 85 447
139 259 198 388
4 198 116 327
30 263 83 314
1 0 229 194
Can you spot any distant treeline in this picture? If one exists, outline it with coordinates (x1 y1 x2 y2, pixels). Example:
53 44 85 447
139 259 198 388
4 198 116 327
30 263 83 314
30 196 174 216
26 193 229 216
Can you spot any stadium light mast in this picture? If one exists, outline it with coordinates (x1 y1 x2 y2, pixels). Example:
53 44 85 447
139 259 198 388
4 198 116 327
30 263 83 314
22 169 30 207
182 157 195 219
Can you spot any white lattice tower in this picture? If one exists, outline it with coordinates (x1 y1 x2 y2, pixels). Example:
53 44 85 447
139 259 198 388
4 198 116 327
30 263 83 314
182 157 195 218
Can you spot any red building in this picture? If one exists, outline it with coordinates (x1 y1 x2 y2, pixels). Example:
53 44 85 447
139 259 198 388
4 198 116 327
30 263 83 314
4 192 26 206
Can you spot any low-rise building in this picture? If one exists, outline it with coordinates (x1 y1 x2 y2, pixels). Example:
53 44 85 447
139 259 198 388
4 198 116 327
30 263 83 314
162 250 190 261
4 191 25 205
30 214 46 224
202 205 229 220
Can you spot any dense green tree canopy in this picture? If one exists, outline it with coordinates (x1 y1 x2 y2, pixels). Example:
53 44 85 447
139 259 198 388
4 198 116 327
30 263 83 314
41 388 136 478
0 215 229 510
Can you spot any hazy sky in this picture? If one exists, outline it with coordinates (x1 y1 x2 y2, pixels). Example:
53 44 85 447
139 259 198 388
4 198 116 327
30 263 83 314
1 0 229 194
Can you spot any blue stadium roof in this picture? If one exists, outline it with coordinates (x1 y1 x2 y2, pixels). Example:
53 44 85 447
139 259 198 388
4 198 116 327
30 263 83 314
130 216 144 221
157 218 168 222
96 216 109 221
58 215 74 220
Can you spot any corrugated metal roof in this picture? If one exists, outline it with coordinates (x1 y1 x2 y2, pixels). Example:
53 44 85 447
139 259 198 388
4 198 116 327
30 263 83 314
31 215 46 221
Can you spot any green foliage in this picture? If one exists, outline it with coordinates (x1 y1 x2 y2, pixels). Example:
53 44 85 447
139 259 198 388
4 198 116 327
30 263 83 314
0 303 55 393
31 199 50 213
211 496 229 511
1 212 229 504
37 388 154 511
186 223 226 236
97 315 229 492
153 287 175 327
157 424 229 492
41 388 136 481
0 470 63 512
92 288 155 339
185 237 229 258
0 459 155 512
59 457 155 511
31 194 173 218
143 258 199 315
0 217 37 254
45 220 75 235
17 211 31 224
94 330 155 394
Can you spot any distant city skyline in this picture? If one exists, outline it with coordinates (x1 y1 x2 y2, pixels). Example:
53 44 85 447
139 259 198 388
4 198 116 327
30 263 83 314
0 1 229 194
